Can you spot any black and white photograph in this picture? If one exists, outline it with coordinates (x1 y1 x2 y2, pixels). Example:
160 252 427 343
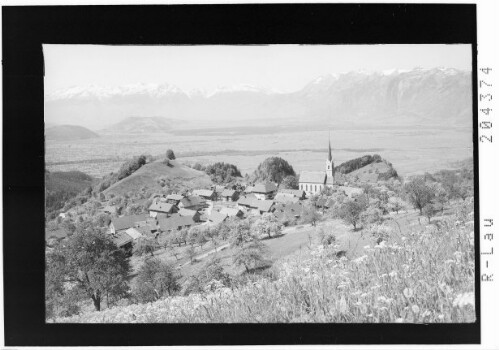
43 43 475 324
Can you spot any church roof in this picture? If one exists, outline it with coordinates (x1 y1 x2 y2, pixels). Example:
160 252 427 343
299 171 326 184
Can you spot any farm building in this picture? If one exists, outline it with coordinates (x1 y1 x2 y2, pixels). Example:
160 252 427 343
178 208 201 222
148 201 177 218
193 189 216 201
252 182 278 200
109 214 148 234
220 189 239 202
112 232 133 255
237 196 275 215
158 214 196 232
207 211 228 225
179 195 207 211
166 194 184 205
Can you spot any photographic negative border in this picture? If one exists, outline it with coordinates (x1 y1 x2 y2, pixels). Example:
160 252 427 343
2 4 479 346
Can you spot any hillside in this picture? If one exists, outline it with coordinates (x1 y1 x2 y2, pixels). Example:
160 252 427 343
334 154 398 183
45 170 95 215
45 68 471 129
101 116 179 134
104 159 212 196
45 124 99 141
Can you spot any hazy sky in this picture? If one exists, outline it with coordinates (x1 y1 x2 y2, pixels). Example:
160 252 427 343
44 44 471 94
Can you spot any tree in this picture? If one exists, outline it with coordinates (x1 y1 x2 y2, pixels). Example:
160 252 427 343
338 198 367 230
404 178 436 215
251 157 296 184
184 257 232 295
186 245 197 264
166 149 176 160
205 162 242 184
388 197 405 214
422 203 438 223
132 258 181 303
233 239 271 273
229 219 253 247
134 237 158 257
281 175 299 189
254 213 282 239
48 226 131 312
300 205 320 226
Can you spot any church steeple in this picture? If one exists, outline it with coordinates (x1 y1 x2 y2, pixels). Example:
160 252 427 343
325 131 334 178
328 131 333 162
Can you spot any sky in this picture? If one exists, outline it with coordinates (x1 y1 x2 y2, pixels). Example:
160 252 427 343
44 44 471 94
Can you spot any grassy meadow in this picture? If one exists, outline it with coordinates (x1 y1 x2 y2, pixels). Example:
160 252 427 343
56 199 475 323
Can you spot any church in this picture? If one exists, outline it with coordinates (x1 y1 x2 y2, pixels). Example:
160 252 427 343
299 137 335 195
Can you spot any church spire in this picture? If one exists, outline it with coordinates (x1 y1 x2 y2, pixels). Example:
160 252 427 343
328 131 332 162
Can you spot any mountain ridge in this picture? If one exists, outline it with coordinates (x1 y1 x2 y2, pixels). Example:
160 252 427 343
45 67 472 130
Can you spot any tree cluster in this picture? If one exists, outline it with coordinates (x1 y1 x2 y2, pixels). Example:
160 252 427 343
251 157 296 184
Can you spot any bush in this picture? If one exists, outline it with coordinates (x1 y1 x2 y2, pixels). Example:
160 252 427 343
166 149 176 160
132 258 181 304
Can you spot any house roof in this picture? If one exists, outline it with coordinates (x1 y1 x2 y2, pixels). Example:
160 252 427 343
252 182 278 194
208 211 228 225
278 189 305 198
221 189 236 197
237 196 256 207
149 201 175 213
244 186 254 193
113 232 133 247
180 195 205 208
166 194 184 201
219 207 242 217
255 200 275 213
158 214 195 231
111 214 147 231
137 224 157 236
193 189 215 198
178 208 198 217
125 227 143 240
285 203 303 213
274 193 299 204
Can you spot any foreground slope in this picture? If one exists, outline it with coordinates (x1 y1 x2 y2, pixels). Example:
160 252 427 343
104 159 212 196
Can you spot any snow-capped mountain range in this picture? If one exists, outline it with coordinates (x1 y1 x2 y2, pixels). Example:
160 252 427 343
45 67 472 131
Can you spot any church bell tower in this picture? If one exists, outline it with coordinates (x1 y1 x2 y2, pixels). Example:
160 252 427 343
325 132 334 179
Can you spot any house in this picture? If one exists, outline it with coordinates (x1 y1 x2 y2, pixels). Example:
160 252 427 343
193 189 216 201
112 232 133 255
136 224 158 237
178 208 201 222
166 194 184 206
237 196 274 215
252 182 278 200
274 193 300 204
109 214 148 234
179 195 207 211
158 214 196 232
219 207 244 218
148 201 177 218
278 188 306 199
299 137 334 195
220 189 239 202
207 211 228 225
